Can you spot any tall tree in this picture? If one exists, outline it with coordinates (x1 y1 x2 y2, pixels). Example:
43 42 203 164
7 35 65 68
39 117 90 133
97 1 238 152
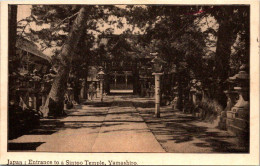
41 7 88 117
8 5 17 58
206 6 249 106
20 5 132 116
122 6 208 108
8 5 18 102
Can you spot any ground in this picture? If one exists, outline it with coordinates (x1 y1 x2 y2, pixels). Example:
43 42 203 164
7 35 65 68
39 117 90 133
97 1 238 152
8 95 248 153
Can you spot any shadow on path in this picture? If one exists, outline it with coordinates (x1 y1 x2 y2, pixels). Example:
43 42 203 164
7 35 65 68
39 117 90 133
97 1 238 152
136 104 249 153
8 142 45 151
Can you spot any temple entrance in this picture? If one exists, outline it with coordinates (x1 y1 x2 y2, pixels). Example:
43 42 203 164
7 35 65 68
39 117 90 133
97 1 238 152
110 71 133 93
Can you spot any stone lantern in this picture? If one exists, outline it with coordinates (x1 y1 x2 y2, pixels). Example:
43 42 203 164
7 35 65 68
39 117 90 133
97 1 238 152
218 89 238 130
223 82 237 112
39 80 48 112
97 68 105 102
172 86 179 110
190 87 197 105
80 78 87 100
226 65 249 137
151 53 166 118
151 53 166 73
229 65 249 117
190 79 202 105
28 70 41 110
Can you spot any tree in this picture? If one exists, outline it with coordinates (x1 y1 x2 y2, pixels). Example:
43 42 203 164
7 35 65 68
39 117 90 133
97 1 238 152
120 6 208 108
8 5 18 102
204 6 249 106
130 6 249 108
26 5 128 116
16 5 249 115
40 7 88 117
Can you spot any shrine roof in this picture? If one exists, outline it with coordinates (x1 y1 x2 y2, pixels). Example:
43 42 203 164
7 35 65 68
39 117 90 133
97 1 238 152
16 37 51 63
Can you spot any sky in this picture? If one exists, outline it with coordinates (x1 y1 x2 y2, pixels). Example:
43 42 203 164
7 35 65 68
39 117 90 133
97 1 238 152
16 5 220 57
17 5 143 56
17 5 141 34
17 5 32 21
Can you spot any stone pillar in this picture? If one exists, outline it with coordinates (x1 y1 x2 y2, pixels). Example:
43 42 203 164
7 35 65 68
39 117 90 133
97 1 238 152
114 72 117 88
190 89 197 105
125 73 128 88
100 80 103 102
29 93 34 108
80 81 86 99
28 96 33 108
153 73 163 118
172 96 178 110
231 87 249 116
42 94 47 107
224 90 237 112
219 90 237 130
33 94 37 110
140 79 144 97
95 82 98 98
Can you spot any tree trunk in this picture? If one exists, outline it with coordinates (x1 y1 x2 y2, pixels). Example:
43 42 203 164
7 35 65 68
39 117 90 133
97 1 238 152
214 21 235 107
41 7 88 117
8 5 17 102
8 5 17 58
177 73 183 110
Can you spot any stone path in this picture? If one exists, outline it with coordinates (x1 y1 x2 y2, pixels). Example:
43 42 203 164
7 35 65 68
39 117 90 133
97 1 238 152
8 95 165 152
8 95 248 153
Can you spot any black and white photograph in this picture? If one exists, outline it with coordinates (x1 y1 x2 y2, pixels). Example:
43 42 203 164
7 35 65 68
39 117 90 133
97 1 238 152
1 1 259 165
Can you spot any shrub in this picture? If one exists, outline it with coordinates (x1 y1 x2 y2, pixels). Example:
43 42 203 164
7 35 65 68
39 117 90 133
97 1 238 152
8 104 41 139
197 97 223 121
183 101 196 114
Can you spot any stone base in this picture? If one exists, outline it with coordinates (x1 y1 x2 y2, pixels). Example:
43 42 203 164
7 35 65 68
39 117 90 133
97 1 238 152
227 108 249 120
227 111 237 119
227 118 249 130
226 111 249 140
231 107 249 119
227 124 249 142
218 116 227 130
195 112 201 118
237 109 249 119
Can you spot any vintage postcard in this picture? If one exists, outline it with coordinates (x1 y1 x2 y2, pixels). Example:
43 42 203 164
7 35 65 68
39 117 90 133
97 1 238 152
0 0 259 165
